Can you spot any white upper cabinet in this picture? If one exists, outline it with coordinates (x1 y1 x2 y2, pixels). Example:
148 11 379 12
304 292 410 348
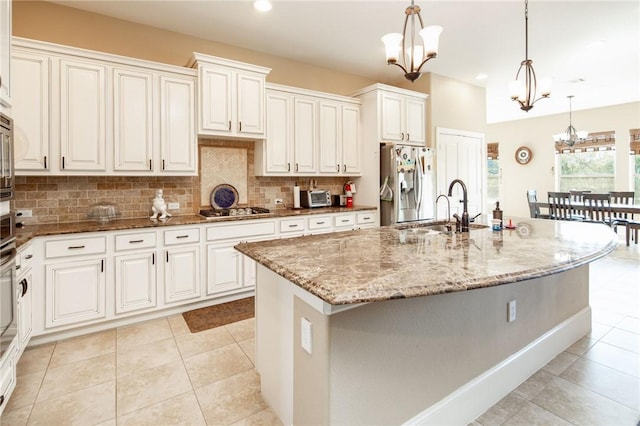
256 83 361 177
59 58 107 172
11 37 197 175
353 83 428 146
11 49 50 171
189 53 270 139
0 0 11 108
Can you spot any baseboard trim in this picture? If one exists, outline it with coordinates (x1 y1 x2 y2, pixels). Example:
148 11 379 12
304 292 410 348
404 307 591 426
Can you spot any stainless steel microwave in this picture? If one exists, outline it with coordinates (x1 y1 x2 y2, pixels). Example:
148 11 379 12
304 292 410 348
0 113 13 201
300 190 332 208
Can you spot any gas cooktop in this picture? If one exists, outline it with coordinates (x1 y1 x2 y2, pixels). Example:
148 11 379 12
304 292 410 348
199 206 272 220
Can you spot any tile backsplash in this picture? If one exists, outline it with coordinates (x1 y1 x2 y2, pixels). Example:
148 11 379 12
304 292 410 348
15 139 359 224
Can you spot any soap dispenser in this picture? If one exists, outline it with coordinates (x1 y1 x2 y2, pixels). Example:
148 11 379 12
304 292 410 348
493 201 503 229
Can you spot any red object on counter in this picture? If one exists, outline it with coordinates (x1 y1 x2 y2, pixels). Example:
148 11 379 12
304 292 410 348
346 197 353 208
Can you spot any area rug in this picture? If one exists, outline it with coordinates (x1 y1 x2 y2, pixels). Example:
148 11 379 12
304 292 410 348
182 297 254 333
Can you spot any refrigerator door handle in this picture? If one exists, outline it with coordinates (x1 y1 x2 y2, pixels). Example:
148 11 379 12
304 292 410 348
414 152 422 212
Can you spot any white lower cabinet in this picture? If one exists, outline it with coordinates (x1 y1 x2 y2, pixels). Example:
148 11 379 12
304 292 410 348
164 245 201 304
206 244 242 295
45 257 107 329
0 344 16 417
16 268 33 355
115 252 157 314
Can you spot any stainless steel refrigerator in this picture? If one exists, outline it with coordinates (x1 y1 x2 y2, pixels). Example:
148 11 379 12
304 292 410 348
380 144 435 226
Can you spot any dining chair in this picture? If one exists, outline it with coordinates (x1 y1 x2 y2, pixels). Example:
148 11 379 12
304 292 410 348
526 189 549 219
547 192 574 220
569 190 590 219
582 193 614 226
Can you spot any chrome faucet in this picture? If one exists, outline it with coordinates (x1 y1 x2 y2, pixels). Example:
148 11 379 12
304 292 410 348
447 179 469 233
435 194 452 232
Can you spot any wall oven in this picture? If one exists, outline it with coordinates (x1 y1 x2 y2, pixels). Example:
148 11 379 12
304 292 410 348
0 113 13 200
0 213 16 359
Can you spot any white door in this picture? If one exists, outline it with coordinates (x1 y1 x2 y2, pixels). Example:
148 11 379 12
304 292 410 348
160 75 196 173
206 244 242 295
11 50 50 171
115 252 157 313
341 104 360 174
380 92 403 141
45 258 106 328
237 72 265 136
265 92 292 173
59 59 107 171
164 245 200 304
293 97 317 173
17 270 33 352
113 68 154 171
318 101 340 174
405 97 426 145
200 66 233 133
436 128 485 219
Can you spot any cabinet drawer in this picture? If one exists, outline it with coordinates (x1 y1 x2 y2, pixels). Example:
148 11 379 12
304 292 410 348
308 216 331 230
280 218 305 233
357 212 376 225
334 214 356 228
164 228 200 245
115 231 157 251
19 244 35 270
207 221 275 241
45 236 107 259
0 344 16 412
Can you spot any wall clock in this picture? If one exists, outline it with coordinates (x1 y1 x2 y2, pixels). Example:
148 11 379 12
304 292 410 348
515 146 532 165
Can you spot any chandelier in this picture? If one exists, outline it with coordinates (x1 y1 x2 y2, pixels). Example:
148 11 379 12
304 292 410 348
509 0 550 111
553 96 588 146
381 0 443 83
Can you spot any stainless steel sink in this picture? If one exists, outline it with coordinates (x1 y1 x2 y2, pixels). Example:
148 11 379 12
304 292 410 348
394 220 489 234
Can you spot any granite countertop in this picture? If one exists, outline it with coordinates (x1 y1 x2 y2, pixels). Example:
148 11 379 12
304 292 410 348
14 205 377 247
234 219 618 305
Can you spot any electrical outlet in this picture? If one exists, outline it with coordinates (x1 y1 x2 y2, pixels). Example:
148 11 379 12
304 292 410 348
168 202 179 210
275 199 284 205
301 317 312 354
507 300 517 323
16 210 32 218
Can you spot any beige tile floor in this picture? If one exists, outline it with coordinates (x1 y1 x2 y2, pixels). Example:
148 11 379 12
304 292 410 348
1 234 638 426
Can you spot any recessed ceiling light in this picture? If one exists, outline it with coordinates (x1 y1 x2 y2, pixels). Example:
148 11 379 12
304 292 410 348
475 73 488 81
254 0 272 12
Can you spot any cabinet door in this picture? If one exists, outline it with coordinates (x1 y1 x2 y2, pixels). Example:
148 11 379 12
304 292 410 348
199 66 233 133
341 104 360 174
164 245 200 304
45 258 106 328
380 92 404 141
206 244 242 295
243 255 257 287
319 101 340 174
160 75 196 173
17 271 33 354
59 59 107 171
113 68 154 171
405 97 426 144
237 72 265 136
265 92 292 173
115 252 157 314
0 0 11 107
11 50 50 171
293 97 317 173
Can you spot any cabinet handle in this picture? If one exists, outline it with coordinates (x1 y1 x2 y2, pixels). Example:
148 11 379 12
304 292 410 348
336 164 340 172
176 235 189 239
68 245 86 249
149 159 152 170
166 252 169 262
15 265 20 271
62 156 65 169
400 133 404 140
341 219 349 223
129 239 144 244
363 217 371 220
25 254 33 260
317 221 325 224
295 163 299 172
239 121 242 132
343 164 346 172
20 278 28 297
288 224 298 228
407 133 410 140
44 156 47 169
287 163 290 172
152 253 155 265
162 159 165 170
228 121 232 131
0 394 4 407
101 259 104 273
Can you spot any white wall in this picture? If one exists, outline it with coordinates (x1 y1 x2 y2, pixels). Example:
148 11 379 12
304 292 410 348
487 102 640 218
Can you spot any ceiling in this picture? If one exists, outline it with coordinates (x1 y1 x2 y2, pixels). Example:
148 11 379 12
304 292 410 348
49 0 640 124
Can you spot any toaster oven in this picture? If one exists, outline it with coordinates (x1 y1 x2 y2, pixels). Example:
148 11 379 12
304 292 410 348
300 190 332 208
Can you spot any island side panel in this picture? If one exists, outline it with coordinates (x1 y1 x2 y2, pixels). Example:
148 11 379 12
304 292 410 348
321 266 589 425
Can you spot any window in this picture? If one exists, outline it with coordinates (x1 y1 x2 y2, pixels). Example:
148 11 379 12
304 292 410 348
487 142 500 208
631 129 640 203
555 131 616 192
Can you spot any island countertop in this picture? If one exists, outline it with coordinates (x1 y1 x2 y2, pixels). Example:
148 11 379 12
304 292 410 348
234 218 618 305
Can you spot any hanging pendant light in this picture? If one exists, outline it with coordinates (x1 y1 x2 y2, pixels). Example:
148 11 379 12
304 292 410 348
381 0 443 83
553 96 588 147
509 0 551 111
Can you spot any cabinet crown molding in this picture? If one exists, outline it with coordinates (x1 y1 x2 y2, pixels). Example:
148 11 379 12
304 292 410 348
351 83 429 99
266 82 361 105
188 52 271 75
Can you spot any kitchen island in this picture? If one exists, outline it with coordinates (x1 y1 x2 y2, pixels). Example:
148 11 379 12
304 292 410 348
234 219 618 425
